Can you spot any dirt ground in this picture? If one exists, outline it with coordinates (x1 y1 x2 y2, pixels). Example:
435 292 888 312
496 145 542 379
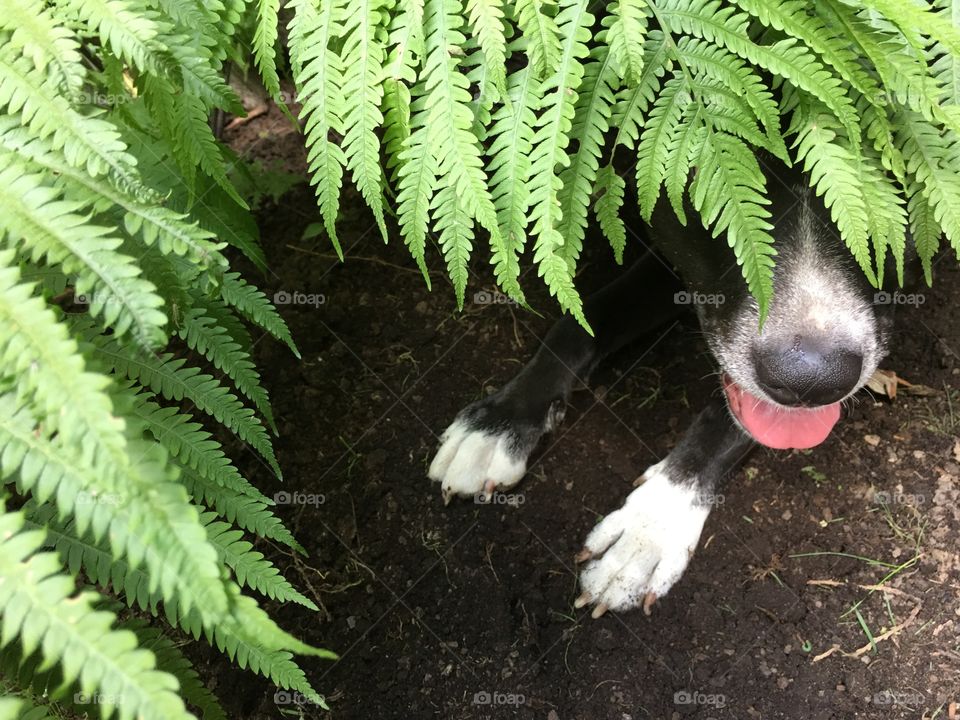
196 105 959 719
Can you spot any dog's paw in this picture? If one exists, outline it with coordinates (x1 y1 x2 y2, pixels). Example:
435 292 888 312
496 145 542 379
429 397 563 504
428 415 528 504
575 462 710 617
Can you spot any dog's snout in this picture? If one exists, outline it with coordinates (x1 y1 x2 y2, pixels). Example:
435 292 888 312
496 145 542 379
754 336 862 407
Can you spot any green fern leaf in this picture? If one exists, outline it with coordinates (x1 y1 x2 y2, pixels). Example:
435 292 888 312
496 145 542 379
339 0 389 241
253 0 284 103
514 0 561 79
202 514 318 609
0 507 191 720
291 0 347 256
557 41 620 268
466 0 508 101
635 73 689 221
90 336 283 479
659 0 860 144
605 0 648 84
396 116 437 287
690 129 776 320
488 64 538 292
219 272 300 358
593 164 627 263
178 309 277 432
526 0 593 319
0 0 86 95
0 156 167 347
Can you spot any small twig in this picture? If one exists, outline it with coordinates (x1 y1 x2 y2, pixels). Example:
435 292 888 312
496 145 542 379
285 244 435 275
812 603 922 662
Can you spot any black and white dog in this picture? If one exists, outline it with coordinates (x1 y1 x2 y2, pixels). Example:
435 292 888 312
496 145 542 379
428 161 903 617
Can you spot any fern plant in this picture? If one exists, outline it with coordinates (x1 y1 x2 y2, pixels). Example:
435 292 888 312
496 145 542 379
0 0 332 715
274 0 960 323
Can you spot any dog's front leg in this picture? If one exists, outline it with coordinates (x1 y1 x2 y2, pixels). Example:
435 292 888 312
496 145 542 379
429 252 683 503
575 399 754 616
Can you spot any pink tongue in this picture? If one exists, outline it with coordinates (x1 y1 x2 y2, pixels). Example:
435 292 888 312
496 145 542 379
723 376 840 450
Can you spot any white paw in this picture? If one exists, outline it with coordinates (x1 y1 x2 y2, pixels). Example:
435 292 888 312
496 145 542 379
428 417 526 504
575 462 711 616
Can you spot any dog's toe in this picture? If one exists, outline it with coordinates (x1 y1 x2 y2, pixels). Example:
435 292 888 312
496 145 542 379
577 461 711 614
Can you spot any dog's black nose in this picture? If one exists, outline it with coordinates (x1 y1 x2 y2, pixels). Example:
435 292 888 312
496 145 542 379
755 336 862 407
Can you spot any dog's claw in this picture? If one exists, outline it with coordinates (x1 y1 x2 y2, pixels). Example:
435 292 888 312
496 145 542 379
574 548 592 563
591 602 609 619
482 478 496 502
642 591 657 615
574 592 592 609
442 488 453 506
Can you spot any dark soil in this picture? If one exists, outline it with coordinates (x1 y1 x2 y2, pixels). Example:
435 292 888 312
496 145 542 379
199 105 959 720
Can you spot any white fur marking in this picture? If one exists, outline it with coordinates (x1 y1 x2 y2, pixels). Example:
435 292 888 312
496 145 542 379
579 461 710 611
428 417 526 499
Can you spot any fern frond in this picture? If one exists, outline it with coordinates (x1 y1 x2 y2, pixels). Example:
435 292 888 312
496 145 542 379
671 37 786 158
431 187 474 304
0 156 167 346
396 116 437 287
730 0 882 103
664 104 704 225
896 112 960 268
635 73 689 221
514 0 561 79
126 389 273 505
0 0 85 94
178 309 277 432
0 253 126 461
58 0 170 76
253 0 284 102
421 0 503 306
0 393 231 625
339 0 389 241
181 466 304 552
291 0 346 255
593 164 627 263
526 0 592 322
0 120 228 278
690 128 776 319
39 515 329 705
488 65 538 287
219 272 300 358
92 337 283 479
609 30 671 149
466 0 508 101
605 0 648 85
129 623 227 720
557 41 620 268
0 52 147 193
202 514 318 609
0 507 191 720
659 0 860 143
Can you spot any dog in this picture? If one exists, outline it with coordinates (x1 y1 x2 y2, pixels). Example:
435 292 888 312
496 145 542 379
427 159 907 617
